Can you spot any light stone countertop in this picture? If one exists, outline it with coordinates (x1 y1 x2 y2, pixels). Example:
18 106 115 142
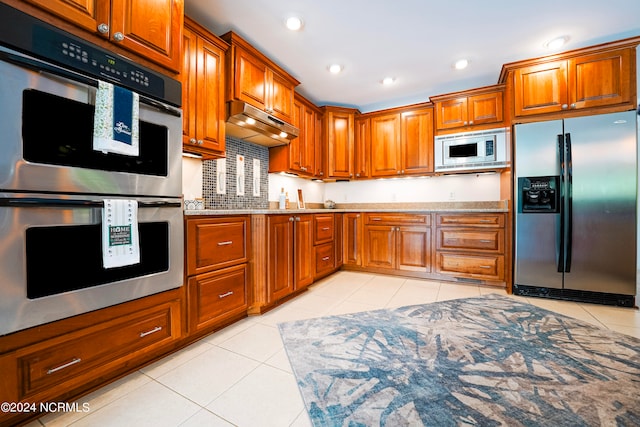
184 201 510 216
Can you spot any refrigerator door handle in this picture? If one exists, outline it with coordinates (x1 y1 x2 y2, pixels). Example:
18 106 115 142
557 134 566 273
565 133 573 272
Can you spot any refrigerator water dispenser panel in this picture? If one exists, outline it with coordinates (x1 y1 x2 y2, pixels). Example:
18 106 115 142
519 176 559 213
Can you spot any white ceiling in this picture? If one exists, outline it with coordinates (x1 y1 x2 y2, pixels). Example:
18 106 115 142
185 0 640 113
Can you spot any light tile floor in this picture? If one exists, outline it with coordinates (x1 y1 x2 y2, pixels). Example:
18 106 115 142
31 271 640 427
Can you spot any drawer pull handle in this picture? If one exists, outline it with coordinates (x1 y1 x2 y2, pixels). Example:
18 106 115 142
219 291 234 299
479 265 492 269
322 256 330 261
139 326 163 338
322 227 330 231
371 218 382 221
479 240 493 243
217 241 233 246
47 358 82 374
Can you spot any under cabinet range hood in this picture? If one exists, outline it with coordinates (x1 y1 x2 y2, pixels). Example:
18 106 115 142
226 100 299 147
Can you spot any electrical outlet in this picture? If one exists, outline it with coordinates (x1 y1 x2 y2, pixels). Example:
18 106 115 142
449 191 455 200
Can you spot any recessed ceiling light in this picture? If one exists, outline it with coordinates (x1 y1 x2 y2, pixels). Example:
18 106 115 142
328 64 343 74
285 16 303 31
454 59 469 70
382 77 395 85
545 36 569 50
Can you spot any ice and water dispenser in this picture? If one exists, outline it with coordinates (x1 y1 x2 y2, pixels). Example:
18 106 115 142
518 176 559 213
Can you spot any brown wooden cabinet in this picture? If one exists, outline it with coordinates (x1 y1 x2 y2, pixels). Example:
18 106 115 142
267 214 313 303
269 93 319 176
222 32 299 123
363 213 431 273
354 116 371 179
323 106 357 179
0 289 182 427
343 213 363 266
181 19 228 158
313 214 336 278
507 46 634 117
23 0 183 71
369 105 434 177
185 216 250 334
435 213 506 284
432 87 504 132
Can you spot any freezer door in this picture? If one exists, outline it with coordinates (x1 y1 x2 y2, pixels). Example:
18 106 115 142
563 112 637 295
514 120 564 289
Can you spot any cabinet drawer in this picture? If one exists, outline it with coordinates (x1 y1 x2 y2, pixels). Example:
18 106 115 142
364 213 430 226
314 214 334 244
17 302 179 398
187 216 249 275
436 213 504 227
314 242 335 277
437 229 504 253
436 252 504 281
189 264 247 332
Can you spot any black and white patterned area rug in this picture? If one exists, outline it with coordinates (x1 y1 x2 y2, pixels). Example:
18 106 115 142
278 294 640 426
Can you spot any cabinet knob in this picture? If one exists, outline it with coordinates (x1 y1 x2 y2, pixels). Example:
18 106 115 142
189 138 196 144
561 104 569 110
570 103 577 109
197 140 204 145
295 217 300 221
356 173 360 177
469 120 474 124
289 217 294 222
113 32 125 42
463 121 468 125
97 23 109 34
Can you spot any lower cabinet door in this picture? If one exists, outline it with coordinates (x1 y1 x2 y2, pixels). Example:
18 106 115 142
314 242 335 278
188 264 248 333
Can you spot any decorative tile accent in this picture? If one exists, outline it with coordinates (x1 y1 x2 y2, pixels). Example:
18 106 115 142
203 137 269 209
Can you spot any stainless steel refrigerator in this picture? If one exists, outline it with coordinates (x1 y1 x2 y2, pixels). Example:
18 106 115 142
513 111 637 306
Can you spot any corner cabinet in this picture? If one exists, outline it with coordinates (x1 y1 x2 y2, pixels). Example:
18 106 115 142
185 216 250 335
323 106 357 179
503 42 637 118
431 86 505 132
221 31 299 123
23 0 183 71
181 18 228 158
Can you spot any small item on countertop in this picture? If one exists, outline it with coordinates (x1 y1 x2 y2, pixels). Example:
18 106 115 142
279 187 286 209
285 192 290 209
324 200 336 209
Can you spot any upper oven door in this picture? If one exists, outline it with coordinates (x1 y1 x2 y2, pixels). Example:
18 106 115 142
0 47 182 197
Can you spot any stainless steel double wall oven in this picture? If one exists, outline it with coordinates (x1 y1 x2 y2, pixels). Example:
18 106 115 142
0 4 184 335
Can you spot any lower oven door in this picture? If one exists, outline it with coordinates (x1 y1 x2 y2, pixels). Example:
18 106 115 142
0 193 184 336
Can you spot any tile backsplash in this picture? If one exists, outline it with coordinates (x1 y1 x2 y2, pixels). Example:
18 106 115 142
203 136 269 209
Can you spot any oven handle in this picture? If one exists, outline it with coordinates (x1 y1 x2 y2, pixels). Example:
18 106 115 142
0 49 181 118
0 198 182 208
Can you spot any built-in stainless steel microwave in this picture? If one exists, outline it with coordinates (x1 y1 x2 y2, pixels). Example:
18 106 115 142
435 127 510 172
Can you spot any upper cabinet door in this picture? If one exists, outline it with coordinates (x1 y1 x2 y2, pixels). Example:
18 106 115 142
235 46 269 110
370 113 401 177
110 0 183 71
435 97 468 130
401 108 433 175
25 0 182 71
568 49 632 110
325 108 355 179
468 92 503 126
513 60 568 116
268 69 295 122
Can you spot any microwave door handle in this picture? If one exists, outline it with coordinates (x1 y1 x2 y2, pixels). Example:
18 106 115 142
0 49 181 118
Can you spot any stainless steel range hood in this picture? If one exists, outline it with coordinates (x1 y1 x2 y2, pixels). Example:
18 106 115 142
226 100 299 147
